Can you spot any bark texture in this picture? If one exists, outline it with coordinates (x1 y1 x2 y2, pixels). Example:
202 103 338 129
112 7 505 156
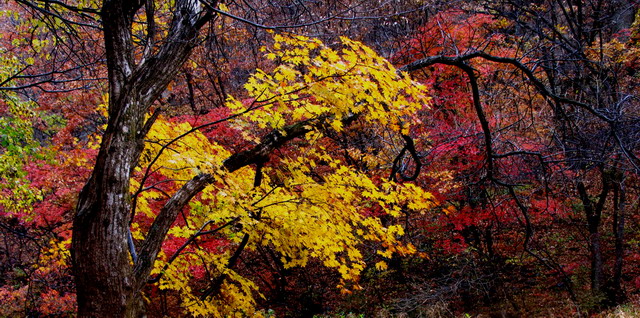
72 1 210 316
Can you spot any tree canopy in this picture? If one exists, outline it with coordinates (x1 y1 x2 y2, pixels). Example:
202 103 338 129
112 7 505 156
1 0 640 317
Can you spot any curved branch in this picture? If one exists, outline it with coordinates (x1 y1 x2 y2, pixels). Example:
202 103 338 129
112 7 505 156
389 134 423 182
134 173 214 286
399 51 612 122
133 116 324 286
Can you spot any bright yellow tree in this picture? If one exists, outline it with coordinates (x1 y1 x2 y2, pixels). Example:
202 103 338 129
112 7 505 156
129 33 436 316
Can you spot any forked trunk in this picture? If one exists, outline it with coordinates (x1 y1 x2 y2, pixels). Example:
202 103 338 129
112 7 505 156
71 0 209 316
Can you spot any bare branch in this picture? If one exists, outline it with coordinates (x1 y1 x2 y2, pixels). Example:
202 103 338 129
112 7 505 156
399 51 612 123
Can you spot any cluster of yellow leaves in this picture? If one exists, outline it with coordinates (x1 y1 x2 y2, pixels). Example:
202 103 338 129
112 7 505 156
151 252 261 317
133 34 436 316
242 149 435 284
134 118 262 316
136 121 435 315
132 116 232 218
228 33 429 134
35 238 71 276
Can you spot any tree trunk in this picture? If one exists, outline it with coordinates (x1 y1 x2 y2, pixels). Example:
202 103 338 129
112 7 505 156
72 1 210 316
577 177 609 297
611 179 626 303
588 230 604 292
72 95 147 316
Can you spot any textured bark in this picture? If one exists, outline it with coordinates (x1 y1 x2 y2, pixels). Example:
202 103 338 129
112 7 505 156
70 5 318 309
72 2 146 315
72 1 210 316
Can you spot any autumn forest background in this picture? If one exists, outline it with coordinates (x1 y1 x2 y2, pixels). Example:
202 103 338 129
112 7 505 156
1 0 640 317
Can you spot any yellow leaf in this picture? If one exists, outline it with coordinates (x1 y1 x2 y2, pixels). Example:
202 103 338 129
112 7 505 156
218 3 229 12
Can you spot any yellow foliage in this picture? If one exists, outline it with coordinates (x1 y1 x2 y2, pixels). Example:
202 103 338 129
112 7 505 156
36 238 71 276
132 33 437 316
230 33 429 133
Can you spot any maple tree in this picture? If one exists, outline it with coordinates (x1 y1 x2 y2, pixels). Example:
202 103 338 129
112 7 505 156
3 0 437 316
1 0 640 317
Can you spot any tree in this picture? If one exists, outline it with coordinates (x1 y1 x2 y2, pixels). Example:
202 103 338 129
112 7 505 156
391 0 640 311
473 0 640 306
4 0 639 316
0 1 102 314
0 0 436 316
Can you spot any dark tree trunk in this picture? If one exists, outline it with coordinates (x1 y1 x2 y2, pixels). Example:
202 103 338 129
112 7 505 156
577 178 609 297
72 99 144 316
611 179 626 303
71 1 211 316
